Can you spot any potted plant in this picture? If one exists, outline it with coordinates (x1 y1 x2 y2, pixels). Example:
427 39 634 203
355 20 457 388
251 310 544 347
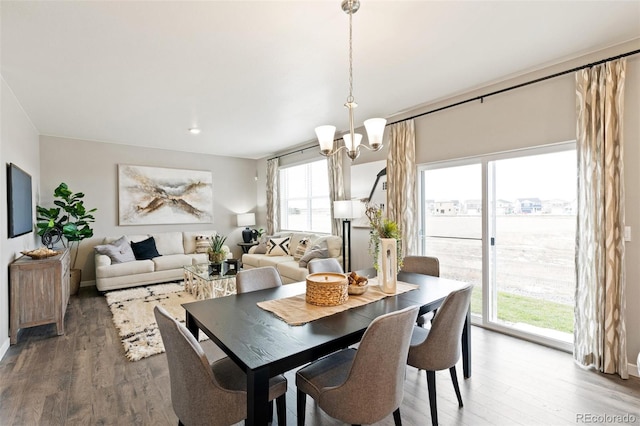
208 234 228 264
365 204 403 293
36 183 97 295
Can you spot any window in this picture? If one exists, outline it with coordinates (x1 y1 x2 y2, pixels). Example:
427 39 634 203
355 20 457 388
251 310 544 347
418 143 576 351
279 159 331 233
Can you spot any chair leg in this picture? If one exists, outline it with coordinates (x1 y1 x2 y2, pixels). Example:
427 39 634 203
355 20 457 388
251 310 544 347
393 407 402 426
449 366 463 408
178 421 184 426
297 389 307 426
276 394 287 426
426 370 438 426
269 399 274 422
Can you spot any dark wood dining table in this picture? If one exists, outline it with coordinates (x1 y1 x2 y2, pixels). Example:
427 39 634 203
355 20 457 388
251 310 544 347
182 269 471 426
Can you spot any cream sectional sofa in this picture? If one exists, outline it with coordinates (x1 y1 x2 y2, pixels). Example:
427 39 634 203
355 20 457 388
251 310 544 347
95 230 225 292
241 232 342 284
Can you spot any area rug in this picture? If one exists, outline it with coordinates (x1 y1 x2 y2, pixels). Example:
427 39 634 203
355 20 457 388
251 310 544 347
105 282 207 361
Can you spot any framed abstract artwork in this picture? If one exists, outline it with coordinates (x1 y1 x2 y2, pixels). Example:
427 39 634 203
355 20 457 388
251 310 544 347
118 164 213 225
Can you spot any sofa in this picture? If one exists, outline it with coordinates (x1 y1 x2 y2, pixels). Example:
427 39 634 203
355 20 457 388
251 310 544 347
94 230 228 292
241 232 342 284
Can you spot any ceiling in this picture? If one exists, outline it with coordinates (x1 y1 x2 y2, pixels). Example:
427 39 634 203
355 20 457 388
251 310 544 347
2 1 639 160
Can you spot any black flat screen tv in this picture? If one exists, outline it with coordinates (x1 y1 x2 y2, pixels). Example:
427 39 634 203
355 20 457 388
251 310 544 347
7 163 33 238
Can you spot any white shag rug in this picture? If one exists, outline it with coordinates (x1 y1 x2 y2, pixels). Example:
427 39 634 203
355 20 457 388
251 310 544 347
105 282 207 361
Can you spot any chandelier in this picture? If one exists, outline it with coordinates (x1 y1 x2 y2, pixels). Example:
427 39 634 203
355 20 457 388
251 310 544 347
316 0 386 161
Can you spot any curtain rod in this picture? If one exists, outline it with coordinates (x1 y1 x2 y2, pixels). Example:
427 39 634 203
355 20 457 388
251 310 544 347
268 48 640 161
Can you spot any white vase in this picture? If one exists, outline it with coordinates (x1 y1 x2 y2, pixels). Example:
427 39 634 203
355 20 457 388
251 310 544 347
377 238 397 294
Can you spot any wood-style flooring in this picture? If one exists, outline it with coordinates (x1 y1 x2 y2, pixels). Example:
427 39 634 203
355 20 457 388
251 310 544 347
1 286 639 425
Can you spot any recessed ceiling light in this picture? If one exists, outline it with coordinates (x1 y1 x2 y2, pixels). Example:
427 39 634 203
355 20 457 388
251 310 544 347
188 128 201 135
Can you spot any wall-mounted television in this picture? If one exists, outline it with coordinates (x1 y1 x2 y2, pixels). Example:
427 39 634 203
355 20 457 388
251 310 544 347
7 163 33 238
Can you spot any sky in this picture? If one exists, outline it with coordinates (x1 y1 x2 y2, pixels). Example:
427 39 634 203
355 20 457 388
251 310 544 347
423 150 577 202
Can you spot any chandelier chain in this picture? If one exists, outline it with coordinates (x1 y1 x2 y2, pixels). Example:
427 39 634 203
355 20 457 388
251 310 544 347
347 5 354 104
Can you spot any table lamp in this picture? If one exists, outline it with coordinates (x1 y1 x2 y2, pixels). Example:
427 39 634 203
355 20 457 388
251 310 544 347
333 200 361 272
237 213 256 243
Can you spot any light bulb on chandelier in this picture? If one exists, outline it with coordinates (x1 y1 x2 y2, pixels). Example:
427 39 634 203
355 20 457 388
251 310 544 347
315 0 386 161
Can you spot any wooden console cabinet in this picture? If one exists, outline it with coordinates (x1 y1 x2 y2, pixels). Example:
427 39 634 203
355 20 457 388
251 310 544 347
9 248 70 344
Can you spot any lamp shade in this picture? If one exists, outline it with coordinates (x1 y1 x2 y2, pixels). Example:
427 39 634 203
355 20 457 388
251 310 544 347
343 133 362 151
237 213 256 227
333 200 362 219
364 118 386 149
315 125 336 152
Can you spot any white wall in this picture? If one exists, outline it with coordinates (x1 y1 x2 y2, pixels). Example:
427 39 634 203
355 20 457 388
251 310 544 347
39 136 259 282
0 77 41 358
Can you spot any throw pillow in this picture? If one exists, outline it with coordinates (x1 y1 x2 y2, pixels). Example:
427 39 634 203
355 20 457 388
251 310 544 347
94 236 136 264
253 235 271 254
299 240 329 268
266 236 290 256
293 238 309 261
195 235 212 254
131 236 161 260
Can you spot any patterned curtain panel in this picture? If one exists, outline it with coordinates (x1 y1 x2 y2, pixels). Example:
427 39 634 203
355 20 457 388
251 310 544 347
266 158 280 235
574 59 627 379
328 145 345 236
386 119 417 257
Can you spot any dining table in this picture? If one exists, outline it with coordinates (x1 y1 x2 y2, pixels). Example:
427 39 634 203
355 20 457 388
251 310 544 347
182 269 471 426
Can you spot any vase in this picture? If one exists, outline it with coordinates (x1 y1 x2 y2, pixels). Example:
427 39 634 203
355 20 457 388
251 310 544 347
377 238 397 294
209 252 225 264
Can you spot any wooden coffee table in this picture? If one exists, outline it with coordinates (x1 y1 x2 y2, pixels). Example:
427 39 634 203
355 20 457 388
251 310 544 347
183 263 237 300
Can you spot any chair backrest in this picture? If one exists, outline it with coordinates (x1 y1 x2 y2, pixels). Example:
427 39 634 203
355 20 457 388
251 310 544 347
236 266 283 294
408 285 473 371
321 305 420 424
308 258 344 274
401 255 440 277
154 306 245 425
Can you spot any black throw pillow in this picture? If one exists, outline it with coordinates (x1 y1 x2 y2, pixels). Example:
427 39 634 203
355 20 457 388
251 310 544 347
131 236 161 260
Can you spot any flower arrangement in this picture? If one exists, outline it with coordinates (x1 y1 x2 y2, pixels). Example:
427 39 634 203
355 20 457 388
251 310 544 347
208 234 229 263
365 204 403 272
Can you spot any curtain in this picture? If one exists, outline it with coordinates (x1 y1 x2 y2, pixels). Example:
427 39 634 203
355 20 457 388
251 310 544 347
266 158 280 235
328 143 346 237
574 59 627 379
386 119 417 257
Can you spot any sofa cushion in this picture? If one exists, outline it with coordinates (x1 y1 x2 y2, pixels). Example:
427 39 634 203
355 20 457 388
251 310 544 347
131 237 161 260
104 234 149 245
96 259 155 278
194 235 212 253
189 253 209 264
152 254 193 271
288 233 315 254
150 232 184 255
267 236 291 256
299 240 329 268
94 236 136 264
311 235 342 259
276 260 310 283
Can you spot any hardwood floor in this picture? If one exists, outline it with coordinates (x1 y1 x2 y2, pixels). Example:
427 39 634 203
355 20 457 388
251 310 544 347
1 286 639 425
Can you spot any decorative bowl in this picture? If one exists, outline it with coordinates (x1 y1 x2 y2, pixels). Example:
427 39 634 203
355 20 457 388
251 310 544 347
21 248 61 259
348 284 369 295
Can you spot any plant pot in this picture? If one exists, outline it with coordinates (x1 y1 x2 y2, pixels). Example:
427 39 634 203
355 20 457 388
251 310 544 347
70 268 81 296
209 252 226 264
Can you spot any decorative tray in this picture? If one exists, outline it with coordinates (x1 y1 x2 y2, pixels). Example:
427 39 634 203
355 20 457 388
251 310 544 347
21 248 61 259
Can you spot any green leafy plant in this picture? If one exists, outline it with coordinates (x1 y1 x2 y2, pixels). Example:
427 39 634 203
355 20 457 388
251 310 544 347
365 204 403 272
36 183 97 269
208 234 228 263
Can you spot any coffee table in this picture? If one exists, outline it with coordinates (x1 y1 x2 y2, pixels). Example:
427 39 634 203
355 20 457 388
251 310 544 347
183 263 237 300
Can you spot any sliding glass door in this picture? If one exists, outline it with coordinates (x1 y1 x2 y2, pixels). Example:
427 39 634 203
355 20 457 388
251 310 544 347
419 144 576 349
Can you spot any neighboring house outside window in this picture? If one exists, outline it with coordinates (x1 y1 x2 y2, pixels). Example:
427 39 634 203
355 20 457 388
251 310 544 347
279 159 331 233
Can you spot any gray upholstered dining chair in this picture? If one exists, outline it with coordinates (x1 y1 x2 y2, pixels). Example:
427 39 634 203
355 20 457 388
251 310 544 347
401 256 440 326
295 305 420 426
154 306 287 426
406 284 473 426
236 265 283 294
307 258 344 274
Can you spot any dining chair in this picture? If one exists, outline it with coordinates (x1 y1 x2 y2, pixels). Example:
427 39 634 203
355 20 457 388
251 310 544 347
406 284 473 426
307 258 344 274
401 256 440 326
295 305 420 426
236 265 283 294
154 306 288 426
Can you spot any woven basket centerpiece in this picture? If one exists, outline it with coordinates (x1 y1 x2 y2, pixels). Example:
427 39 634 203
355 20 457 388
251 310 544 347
306 272 349 307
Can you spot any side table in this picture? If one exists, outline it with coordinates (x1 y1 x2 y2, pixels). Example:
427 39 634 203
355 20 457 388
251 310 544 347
238 241 258 254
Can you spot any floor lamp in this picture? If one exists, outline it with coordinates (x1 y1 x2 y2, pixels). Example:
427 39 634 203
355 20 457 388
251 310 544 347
333 200 360 273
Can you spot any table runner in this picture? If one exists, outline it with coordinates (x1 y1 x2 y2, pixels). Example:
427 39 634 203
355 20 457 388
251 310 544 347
257 278 419 326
